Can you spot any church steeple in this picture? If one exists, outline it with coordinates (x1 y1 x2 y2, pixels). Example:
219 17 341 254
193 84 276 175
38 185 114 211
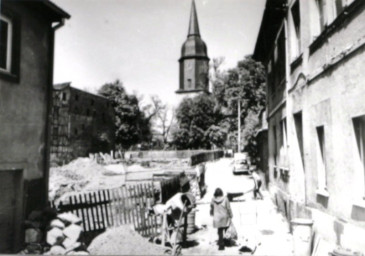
188 0 200 37
177 0 210 95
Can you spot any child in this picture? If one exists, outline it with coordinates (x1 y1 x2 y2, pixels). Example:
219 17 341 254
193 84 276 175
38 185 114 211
251 170 263 200
210 188 233 251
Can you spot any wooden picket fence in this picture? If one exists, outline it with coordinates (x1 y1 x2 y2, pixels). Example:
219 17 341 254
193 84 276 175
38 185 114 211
52 183 161 238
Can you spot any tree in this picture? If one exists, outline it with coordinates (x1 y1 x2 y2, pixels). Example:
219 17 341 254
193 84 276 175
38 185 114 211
210 56 266 156
98 80 151 149
172 93 226 149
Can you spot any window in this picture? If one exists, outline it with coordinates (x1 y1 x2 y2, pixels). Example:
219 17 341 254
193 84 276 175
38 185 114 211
74 128 78 136
281 118 288 148
294 112 304 167
290 1 301 59
62 92 67 101
187 79 192 89
353 115 365 196
86 109 90 116
273 124 278 166
75 94 79 101
91 99 94 106
316 0 326 33
316 126 327 190
334 0 344 16
0 14 13 72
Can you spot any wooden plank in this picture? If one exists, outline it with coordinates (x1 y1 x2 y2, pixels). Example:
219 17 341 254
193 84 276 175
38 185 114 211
148 184 156 236
142 183 149 236
100 191 107 229
120 186 127 225
103 190 111 227
142 183 150 236
93 192 101 230
124 186 132 225
130 185 137 231
88 193 96 231
69 196 74 215
161 212 166 247
107 189 114 226
113 188 120 227
114 187 120 226
135 185 142 235
97 191 105 230
84 193 91 232
118 187 124 225
110 189 117 227
73 196 81 223
78 194 87 231
137 184 145 236
135 184 142 235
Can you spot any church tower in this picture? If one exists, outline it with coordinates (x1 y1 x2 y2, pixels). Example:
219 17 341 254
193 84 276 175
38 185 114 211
176 0 210 95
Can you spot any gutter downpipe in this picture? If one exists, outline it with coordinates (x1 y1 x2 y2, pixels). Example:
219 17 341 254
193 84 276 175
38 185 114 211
283 7 307 208
283 12 294 208
44 18 66 206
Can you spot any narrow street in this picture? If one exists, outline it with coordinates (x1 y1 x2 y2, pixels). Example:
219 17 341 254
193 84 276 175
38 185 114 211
183 158 294 255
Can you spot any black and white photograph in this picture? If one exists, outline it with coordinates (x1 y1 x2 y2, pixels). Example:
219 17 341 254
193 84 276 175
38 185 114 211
1 0 365 255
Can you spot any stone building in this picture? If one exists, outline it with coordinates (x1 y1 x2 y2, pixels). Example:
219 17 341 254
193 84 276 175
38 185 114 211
177 0 210 96
51 83 115 164
254 0 365 252
0 0 69 252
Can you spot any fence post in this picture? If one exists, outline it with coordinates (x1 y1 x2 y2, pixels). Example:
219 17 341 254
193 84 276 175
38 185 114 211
161 212 167 247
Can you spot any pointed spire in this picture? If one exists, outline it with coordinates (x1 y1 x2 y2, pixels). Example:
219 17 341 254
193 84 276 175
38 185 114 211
188 0 200 37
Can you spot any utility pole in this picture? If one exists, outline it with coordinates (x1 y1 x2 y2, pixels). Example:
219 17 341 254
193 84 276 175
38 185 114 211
237 98 241 153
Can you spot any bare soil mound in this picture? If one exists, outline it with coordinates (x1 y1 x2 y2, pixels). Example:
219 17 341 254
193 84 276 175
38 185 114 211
88 225 165 255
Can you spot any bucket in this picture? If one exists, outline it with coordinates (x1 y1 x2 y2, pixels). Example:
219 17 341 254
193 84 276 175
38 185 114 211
291 218 313 256
186 211 196 234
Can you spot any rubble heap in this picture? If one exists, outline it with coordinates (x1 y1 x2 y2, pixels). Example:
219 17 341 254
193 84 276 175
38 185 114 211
21 209 88 255
49 157 126 204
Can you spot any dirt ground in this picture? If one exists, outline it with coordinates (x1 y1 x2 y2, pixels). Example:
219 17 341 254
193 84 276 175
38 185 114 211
49 157 193 204
52 157 294 255
88 225 166 255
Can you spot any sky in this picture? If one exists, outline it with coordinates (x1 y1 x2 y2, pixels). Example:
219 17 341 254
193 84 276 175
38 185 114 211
53 0 266 106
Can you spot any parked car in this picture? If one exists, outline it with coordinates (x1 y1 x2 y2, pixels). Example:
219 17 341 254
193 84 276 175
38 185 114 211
232 152 251 174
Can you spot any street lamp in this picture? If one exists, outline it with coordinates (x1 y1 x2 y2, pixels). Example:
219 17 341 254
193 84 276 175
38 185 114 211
237 98 241 153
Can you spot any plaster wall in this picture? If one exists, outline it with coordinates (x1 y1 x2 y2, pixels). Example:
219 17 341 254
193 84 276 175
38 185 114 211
263 0 365 252
0 3 52 211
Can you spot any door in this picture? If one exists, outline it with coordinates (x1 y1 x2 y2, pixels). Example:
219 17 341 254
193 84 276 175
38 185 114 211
0 170 23 253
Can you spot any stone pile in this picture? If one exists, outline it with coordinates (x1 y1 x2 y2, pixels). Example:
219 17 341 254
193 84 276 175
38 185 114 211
21 209 89 255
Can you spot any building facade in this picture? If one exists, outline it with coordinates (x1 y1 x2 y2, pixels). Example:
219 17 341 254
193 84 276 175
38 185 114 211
254 0 365 253
51 83 115 164
0 0 69 252
177 0 210 96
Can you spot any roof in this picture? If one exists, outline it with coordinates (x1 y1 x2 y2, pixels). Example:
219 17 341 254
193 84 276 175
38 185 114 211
53 82 110 101
252 0 287 64
179 0 209 61
4 0 71 21
188 0 200 37
53 82 71 90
